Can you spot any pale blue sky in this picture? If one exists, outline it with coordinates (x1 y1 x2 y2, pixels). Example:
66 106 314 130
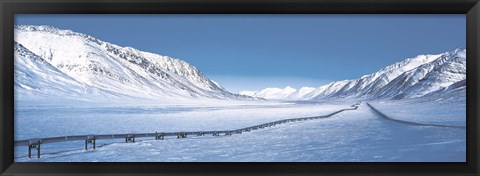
16 14 465 93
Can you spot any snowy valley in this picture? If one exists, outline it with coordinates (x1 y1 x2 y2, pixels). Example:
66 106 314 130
14 25 466 162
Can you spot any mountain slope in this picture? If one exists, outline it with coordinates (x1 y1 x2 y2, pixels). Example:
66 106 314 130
14 25 248 100
15 42 86 99
375 49 466 99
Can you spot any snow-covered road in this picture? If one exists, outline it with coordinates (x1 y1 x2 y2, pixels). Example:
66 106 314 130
367 103 465 129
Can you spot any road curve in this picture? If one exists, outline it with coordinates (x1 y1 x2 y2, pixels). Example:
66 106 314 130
366 103 465 130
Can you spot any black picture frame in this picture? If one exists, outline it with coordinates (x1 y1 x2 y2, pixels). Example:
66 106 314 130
1 0 479 175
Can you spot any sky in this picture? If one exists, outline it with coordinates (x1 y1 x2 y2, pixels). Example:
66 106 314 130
15 14 465 93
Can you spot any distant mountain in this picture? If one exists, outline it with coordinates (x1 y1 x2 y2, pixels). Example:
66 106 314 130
240 49 466 101
240 86 297 100
14 25 251 101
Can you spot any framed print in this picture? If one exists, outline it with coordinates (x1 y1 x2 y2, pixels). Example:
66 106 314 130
1 0 479 175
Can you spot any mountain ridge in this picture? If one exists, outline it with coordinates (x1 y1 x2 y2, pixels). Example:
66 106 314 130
241 48 466 101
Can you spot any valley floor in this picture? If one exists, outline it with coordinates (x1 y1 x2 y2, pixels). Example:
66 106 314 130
14 99 465 162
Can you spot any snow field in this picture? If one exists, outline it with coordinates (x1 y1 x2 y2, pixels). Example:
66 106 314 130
15 101 465 162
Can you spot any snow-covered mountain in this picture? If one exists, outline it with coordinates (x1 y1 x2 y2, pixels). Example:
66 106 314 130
15 25 465 102
374 49 466 100
14 25 250 101
240 49 466 101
